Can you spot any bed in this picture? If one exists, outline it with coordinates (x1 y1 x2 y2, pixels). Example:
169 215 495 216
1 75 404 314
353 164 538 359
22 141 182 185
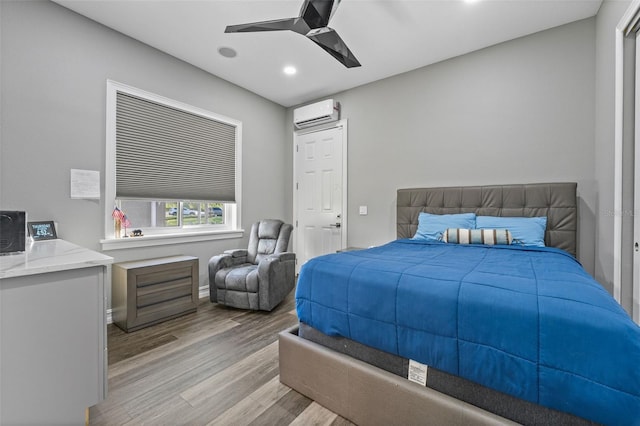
279 182 640 425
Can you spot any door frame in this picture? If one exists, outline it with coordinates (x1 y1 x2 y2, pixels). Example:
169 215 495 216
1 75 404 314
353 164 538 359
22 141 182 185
634 29 640 325
292 119 348 269
615 0 640 323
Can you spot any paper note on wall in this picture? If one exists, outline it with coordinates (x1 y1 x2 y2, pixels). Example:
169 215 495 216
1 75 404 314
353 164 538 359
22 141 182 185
70 169 100 199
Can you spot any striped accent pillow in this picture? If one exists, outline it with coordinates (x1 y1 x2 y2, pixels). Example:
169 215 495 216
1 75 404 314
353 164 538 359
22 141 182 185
441 228 513 245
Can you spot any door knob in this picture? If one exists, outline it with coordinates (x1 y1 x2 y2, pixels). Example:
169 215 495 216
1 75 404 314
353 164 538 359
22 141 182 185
329 223 341 228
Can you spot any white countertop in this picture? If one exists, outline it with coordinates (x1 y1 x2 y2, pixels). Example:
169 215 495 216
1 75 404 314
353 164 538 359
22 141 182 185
0 239 113 279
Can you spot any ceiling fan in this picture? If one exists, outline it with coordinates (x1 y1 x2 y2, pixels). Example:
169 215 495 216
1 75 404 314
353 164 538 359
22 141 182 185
224 0 361 68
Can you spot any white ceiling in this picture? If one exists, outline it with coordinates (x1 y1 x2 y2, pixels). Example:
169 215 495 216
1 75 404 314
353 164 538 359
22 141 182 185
54 0 602 107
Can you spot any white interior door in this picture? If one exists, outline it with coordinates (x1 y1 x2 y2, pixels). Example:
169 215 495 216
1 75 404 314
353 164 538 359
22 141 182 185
294 125 347 270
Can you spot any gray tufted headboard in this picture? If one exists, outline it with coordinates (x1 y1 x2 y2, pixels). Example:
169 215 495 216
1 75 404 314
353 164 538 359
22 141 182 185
397 182 577 257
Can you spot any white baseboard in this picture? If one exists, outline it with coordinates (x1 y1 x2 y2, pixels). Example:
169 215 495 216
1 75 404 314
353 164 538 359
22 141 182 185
106 285 209 325
199 284 209 299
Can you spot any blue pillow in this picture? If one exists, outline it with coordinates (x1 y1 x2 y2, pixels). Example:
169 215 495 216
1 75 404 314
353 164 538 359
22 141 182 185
475 216 547 247
413 212 476 242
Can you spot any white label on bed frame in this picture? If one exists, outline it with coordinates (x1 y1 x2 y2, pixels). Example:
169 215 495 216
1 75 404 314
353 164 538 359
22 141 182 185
408 359 428 386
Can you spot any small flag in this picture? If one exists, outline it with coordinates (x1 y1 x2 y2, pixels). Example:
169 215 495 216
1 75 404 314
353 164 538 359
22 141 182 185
122 214 131 229
112 207 125 222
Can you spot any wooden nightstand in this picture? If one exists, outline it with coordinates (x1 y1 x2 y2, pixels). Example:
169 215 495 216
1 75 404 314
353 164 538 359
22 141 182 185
337 247 364 252
112 255 199 332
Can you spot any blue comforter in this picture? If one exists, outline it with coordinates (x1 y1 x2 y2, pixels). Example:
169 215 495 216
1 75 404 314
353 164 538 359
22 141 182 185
296 239 640 425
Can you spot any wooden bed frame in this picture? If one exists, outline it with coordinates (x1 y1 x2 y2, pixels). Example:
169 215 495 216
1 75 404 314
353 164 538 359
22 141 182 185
279 182 578 425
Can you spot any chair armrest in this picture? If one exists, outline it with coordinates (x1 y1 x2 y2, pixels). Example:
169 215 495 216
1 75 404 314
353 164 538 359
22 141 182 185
208 253 232 281
209 251 248 274
265 252 295 262
208 252 247 302
257 252 296 311
224 249 248 260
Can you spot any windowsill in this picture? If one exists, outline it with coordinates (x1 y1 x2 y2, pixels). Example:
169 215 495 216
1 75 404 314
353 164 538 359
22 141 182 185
100 228 244 251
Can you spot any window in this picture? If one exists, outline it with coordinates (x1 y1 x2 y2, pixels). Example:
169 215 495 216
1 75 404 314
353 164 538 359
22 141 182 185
117 200 227 229
103 80 242 249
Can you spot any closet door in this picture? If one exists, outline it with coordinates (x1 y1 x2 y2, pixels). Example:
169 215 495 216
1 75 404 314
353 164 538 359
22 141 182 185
618 1 640 324
634 29 640 324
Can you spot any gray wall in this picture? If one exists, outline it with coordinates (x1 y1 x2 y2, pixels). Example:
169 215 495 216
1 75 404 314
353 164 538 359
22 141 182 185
0 1 290 301
289 18 598 276
594 0 633 313
3 0 635 314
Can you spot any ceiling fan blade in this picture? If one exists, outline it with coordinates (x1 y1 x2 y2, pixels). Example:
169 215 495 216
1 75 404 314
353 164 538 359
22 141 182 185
300 0 337 29
224 0 360 69
307 28 361 68
225 17 308 35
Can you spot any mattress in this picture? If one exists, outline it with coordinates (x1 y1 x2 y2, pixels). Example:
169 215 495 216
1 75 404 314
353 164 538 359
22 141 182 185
295 239 640 425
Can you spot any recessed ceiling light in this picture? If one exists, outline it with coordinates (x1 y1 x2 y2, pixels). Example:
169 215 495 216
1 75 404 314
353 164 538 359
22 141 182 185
218 47 237 58
283 66 297 76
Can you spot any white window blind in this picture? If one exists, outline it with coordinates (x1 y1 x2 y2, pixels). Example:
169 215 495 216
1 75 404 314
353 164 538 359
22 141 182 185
115 92 237 202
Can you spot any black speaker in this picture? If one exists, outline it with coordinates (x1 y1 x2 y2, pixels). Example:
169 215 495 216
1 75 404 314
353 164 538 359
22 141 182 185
0 211 26 254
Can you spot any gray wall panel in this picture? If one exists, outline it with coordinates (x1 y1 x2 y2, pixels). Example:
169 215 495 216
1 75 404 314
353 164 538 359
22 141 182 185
289 18 597 278
3 0 634 314
594 0 633 313
0 0 289 307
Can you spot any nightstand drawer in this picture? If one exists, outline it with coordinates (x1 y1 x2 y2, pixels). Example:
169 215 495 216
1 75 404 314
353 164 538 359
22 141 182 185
136 266 194 287
136 278 193 307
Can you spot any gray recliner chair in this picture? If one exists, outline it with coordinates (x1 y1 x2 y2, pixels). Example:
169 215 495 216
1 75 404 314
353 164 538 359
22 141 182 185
208 219 296 311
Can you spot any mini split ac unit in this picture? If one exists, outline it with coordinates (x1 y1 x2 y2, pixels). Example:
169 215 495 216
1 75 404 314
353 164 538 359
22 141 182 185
293 99 340 129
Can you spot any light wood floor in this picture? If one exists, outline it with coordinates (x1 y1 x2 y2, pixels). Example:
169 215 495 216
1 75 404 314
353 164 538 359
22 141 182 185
90 292 355 426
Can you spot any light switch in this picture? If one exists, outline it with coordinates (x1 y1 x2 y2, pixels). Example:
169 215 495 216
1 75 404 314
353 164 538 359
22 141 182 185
359 205 368 215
